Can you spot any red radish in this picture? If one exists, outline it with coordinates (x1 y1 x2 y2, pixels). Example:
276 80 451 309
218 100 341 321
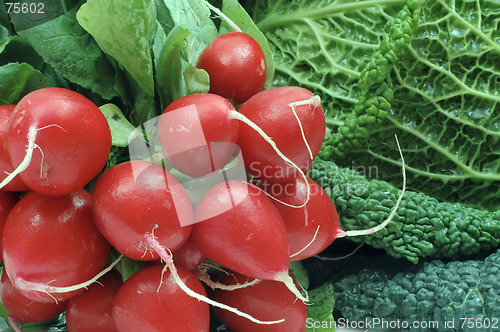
0 269 68 332
212 272 307 332
65 270 123 332
157 93 239 178
264 177 340 261
90 160 193 261
173 238 261 291
173 235 206 274
113 264 210 332
0 104 29 192
269 138 408 260
0 191 18 262
192 180 307 301
91 160 281 324
197 31 267 104
237 86 325 183
2 189 111 303
1 87 111 196
156 92 311 209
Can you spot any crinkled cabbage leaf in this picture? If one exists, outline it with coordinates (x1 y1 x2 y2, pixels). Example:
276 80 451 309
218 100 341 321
247 0 500 210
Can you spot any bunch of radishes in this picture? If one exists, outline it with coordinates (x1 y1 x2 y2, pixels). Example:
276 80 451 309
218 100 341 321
0 28 402 332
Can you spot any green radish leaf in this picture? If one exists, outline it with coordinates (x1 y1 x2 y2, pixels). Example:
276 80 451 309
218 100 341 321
154 0 174 34
153 0 218 106
10 3 118 100
156 26 191 104
8 0 72 32
111 251 147 282
0 36 44 69
184 66 210 95
0 2 13 36
0 26 9 42
289 260 310 290
178 23 213 46
0 63 47 104
220 0 275 87
99 104 137 147
76 0 156 97
161 0 217 66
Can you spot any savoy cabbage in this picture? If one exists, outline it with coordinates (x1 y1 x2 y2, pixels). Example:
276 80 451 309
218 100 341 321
246 0 500 210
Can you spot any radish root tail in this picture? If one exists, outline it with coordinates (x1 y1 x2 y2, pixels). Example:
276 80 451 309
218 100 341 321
337 135 406 238
8 317 22 332
144 236 284 325
201 0 242 33
230 111 311 209
290 225 320 259
0 123 68 189
276 272 309 302
288 95 321 161
0 125 37 190
12 254 124 304
314 243 365 261
198 268 261 290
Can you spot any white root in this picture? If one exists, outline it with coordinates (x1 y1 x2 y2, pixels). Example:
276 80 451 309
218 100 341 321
13 255 124 304
197 267 261 291
8 317 22 332
144 236 285 325
288 95 321 161
0 125 37 190
201 0 242 33
0 123 68 189
229 111 311 209
314 243 365 261
337 135 406 239
34 124 67 179
290 225 320 259
274 271 309 302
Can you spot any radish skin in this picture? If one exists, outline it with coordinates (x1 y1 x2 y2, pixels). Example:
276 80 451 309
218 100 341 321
237 86 325 184
0 270 68 330
11 255 123 304
2 190 112 303
2 88 111 196
91 160 284 325
156 92 313 208
192 180 308 302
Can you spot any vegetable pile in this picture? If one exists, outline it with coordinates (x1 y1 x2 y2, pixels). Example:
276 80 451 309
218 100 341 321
0 0 499 331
